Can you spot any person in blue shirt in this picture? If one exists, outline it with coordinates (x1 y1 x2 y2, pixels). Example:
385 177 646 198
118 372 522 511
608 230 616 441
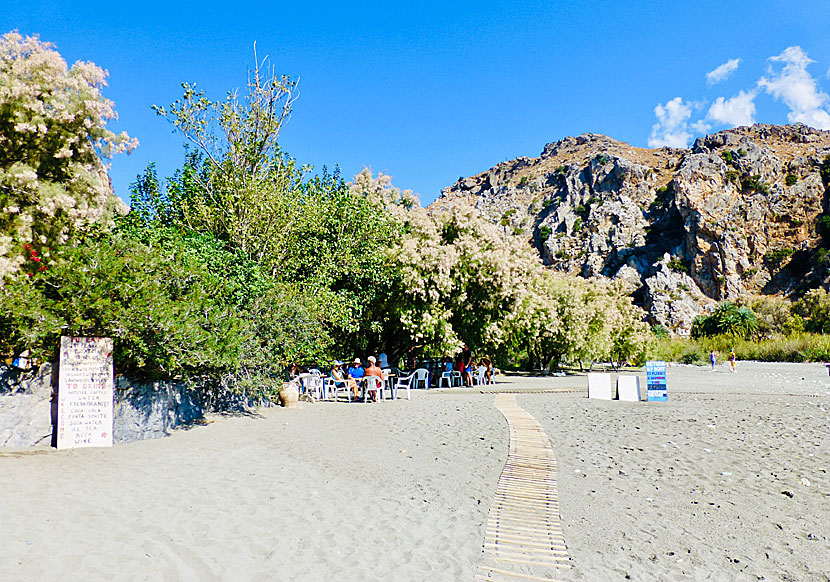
348 358 365 379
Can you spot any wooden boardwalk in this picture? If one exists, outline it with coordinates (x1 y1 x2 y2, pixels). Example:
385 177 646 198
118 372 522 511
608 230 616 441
476 393 572 581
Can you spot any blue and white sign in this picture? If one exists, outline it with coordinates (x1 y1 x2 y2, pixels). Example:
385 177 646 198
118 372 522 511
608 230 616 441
645 360 668 401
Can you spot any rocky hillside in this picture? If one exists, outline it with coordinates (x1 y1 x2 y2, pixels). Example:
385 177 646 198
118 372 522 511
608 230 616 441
430 124 830 334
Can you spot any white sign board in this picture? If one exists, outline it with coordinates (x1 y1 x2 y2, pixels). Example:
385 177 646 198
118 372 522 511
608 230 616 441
587 373 613 400
57 337 114 449
617 376 641 401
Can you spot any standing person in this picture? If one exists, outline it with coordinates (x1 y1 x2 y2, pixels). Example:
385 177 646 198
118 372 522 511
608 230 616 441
481 356 493 384
728 349 736 373
459 343 473 386
364 356 384 402
709 350 717 371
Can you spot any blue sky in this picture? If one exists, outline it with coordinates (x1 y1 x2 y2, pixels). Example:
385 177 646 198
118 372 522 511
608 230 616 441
4 1 830 205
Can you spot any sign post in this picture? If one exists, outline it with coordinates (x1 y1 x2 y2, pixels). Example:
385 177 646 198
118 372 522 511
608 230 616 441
57 337 114 449
645 360 668 401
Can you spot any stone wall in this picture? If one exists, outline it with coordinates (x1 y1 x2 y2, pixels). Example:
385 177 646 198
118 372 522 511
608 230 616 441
0 363 55 447
0 363 262 448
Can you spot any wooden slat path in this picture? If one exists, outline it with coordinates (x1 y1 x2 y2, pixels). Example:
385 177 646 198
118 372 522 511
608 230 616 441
477 393 572 581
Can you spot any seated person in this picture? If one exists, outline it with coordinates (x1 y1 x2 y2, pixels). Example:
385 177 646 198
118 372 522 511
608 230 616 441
443 357 453 374
347 358 365 379
378 352 390 369
331 360 359 400
286 361 304 381
363 356 384 402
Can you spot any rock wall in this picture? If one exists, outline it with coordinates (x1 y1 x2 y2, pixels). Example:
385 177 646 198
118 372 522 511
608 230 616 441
0 364 261 448
433 124 830 334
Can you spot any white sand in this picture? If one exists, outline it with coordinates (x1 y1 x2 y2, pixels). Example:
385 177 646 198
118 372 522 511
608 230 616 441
1 362 828 581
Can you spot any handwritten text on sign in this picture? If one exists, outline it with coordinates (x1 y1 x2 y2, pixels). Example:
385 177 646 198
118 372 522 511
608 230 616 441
57 337 114 449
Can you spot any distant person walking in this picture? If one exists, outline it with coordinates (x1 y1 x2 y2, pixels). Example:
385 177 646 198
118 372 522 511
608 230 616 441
709 350 717 371
728 349 736 373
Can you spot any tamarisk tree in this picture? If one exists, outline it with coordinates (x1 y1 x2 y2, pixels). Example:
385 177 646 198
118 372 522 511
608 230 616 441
0 31 136 279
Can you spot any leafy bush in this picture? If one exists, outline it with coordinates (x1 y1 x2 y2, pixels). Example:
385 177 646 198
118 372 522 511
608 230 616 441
785 174 798 186
651 324 670 339
691 302 759 340
741 175 770 195
667 257 688 273
820 155 830 188
794 288 830 334
765 248 795 263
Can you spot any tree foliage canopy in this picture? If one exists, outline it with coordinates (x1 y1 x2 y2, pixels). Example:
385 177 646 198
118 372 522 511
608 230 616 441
1 37 654 398
0 31 136 278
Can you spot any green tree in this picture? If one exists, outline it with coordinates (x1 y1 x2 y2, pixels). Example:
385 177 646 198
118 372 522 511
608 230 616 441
0 31 136 279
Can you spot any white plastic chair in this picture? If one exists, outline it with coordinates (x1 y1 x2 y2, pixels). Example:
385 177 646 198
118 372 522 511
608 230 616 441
451 370 463 387
438 371 453 388
326 376 352 402
364 376 383 402
299 372 324 401
474 366 487 386
413 368 430 389
393 371 416 400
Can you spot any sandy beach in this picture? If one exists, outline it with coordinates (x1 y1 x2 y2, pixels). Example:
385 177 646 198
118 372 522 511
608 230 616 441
1 362 828 581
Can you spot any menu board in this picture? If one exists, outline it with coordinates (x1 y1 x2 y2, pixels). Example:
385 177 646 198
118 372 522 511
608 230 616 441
57 337 114 449
645 360 668 401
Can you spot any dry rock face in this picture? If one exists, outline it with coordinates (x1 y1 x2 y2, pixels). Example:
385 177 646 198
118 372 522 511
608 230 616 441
433 124 830 334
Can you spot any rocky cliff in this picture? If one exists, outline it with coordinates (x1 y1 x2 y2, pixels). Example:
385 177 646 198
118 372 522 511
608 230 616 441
431 124 830 334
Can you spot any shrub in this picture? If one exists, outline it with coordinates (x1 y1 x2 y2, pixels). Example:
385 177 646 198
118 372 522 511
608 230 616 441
539 226 552 241
691 302 759 340
820 155 830 188
651 324 670 339
741 175 770 195
572 217 583 232
667 257 688 273
794 288 830 334
652 333 830 364
764 248 795 263
785 174 798 186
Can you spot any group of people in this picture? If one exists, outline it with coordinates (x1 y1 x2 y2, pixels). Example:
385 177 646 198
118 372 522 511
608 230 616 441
331 355 387 401
289 345 495 402
439 345 493 387
709 349 737 373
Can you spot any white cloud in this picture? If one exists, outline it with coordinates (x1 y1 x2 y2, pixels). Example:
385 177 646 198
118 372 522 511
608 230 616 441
708 89 757 127
690 119 712 134
706 58 741 86
758 46 830 130
648 97 694 148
